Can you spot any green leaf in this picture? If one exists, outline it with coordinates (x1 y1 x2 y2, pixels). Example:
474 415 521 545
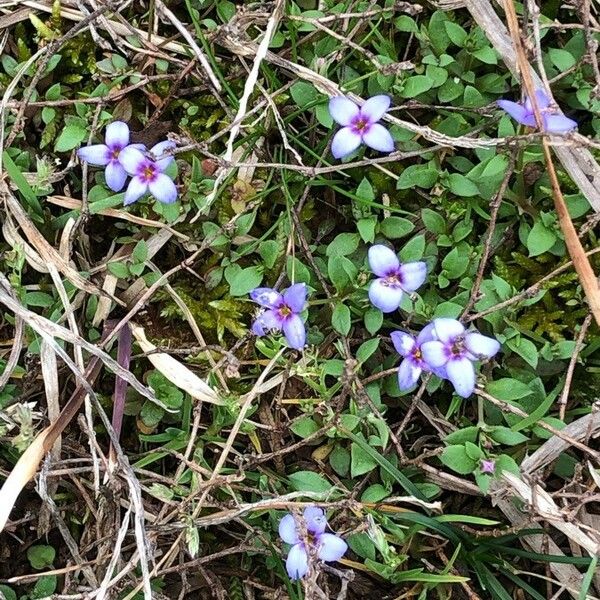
442 246 469 279
421 208 446 234
0 585 17 600
356 338 380 363
447 173 480 197
357 217 376 243
445 426 480 445
486 378 533 401
444 21 468 46
30 575 57 600
488 426 529 446
224 264 263 296
380 216 415 239
364 307 383 334
290 81 320 108
27 545 55 570
288 470 332 493
506 337 538 368
258 240 280 269
55 122 87 152
527 220 557 257
2 151 43 216
107 261 129 279
397 165 438 189
290 416 320 439
356 177 375 201
361 483 390 503
329 445 350 476
326 233 360 257
549 48 576 71
440 445 477 475
471 46 497 64
351 440 378 476
401 75 434 98
132 240 148 264
331 303 351 335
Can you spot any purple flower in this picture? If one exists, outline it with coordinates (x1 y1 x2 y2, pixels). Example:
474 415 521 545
480 459 496 475
367 245 427 313
329 95 394 159
497 89 577 133
391 324 448 390
250 284 307 349
391 324 434 390
421 318 500 398
77 121 145 192
279 507 347 580
119 140 178 205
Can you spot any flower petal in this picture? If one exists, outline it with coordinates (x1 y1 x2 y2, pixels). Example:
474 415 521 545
331 127 362 159
416 322 437 345
105 121 130 147
525 89 551 112
317 533 348 562
250 288 282 308
119 146 146 175
150 140 176 171
123 176 148 206
446 357 476 398
464 332 500 359
251 309 281 336
279 514 300 545
421 340 448 368
149 173 177 204
360 95 391 123
497 99 529 126
328 96 360 126
105 161 128 192
283 283 307 313
390 331 415 357
432 318 464 343
397 358 422 391
286 543 309 580
368 279 402 313
303 507 327 534
77 144 110 166
543 113 577 133
282 314 306 349
398 261 427 292
368 245 400 277
362 123 394 153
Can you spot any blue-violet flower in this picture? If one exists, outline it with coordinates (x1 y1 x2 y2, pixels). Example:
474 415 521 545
250 283 307 349
368 245 427 313
480 459 496 475
497 89 577 133
77 121 144 192
420 318 500 398
329 95 394 159
391 324 442 391
279 507 347 580
119 140 178 205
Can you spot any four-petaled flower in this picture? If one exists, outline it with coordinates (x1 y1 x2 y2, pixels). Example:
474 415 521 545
119 140 178 205
250 283 307 349
391 324 442 391
480 459 496 475
329 95 395 159
497 89 577 134
368 245 427 313
77 121 144 192
421 318 500 398
279 507 348 580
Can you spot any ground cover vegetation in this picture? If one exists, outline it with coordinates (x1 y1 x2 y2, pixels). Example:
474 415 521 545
1 0 600 598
